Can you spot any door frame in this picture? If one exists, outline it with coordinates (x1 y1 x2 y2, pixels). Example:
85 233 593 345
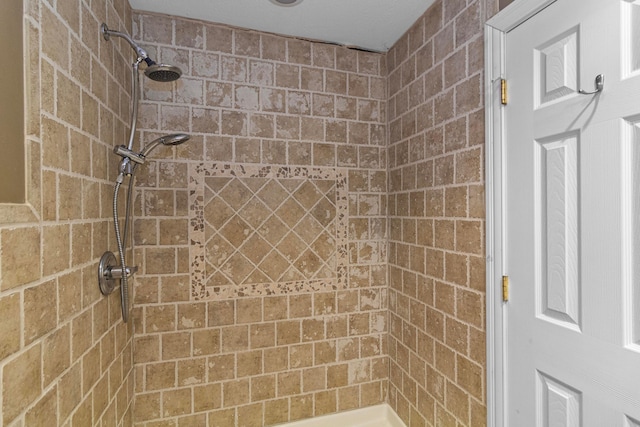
484 1 557 426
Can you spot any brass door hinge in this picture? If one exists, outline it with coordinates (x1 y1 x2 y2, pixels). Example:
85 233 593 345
502 275 509 302
501 79 508 105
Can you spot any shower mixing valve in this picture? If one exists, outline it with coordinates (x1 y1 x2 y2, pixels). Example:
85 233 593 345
98 251 138 296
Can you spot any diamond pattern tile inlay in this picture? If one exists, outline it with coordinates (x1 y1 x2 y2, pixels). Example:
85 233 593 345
190 164 348 299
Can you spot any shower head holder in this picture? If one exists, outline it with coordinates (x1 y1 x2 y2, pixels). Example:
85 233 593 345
114 145 146 164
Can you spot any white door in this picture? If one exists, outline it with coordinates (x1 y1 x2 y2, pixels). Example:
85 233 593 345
504 0 640 425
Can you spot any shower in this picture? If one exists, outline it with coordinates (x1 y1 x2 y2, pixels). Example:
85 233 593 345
100 23 182 82
97 23 190 322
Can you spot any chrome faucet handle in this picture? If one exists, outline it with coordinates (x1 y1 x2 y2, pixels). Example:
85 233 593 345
98 251 138 296
106 265 138 279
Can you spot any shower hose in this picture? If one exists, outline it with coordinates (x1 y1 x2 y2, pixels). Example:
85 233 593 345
112 168 137 323
112 58 141 323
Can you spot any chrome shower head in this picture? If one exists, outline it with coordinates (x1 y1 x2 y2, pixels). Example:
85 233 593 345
101 23 183 82
140 133 190 157
159 133 190 146
144 62 182 82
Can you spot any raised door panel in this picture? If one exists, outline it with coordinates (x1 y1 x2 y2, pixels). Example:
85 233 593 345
535 132 581 329
536 371 582 427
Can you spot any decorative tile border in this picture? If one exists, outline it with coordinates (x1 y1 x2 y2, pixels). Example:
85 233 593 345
189 163 348 300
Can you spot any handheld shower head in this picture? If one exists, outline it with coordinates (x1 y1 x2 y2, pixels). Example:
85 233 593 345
159 133 191 146
101 23 183 82
140 133 190 157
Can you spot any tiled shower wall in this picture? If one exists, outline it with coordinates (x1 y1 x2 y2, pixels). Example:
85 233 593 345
0 0 134 425
0 1 500 426
386 0 489 425
131 12 389 426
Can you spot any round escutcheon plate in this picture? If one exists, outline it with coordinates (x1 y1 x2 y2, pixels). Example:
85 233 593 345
98 251 118 295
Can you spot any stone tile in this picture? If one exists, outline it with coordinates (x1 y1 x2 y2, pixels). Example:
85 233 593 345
24 280 58 344
264 398 289 425
0 293 20 360
235 30 261 57
3 344 42 424
42 324 70 387
288 39 312 65
206 24 233 53
176 19 204 48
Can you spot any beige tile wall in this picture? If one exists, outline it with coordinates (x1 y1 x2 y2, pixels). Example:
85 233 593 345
131 12 389 426
0 0 134 425
0 1 502 425
2 2 504 426
386 0 490 425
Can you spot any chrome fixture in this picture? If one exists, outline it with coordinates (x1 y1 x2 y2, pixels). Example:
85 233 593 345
99 23 189 323
98 252 137 296
140 133 191 157
100 23 149 63
579 73 604 95
100 23 182 82
113 133 190 176
144 63 182 82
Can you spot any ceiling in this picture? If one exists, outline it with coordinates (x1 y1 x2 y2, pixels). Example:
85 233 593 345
128 0 437 52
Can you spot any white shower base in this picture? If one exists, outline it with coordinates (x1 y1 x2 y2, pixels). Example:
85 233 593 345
279 404 406 427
